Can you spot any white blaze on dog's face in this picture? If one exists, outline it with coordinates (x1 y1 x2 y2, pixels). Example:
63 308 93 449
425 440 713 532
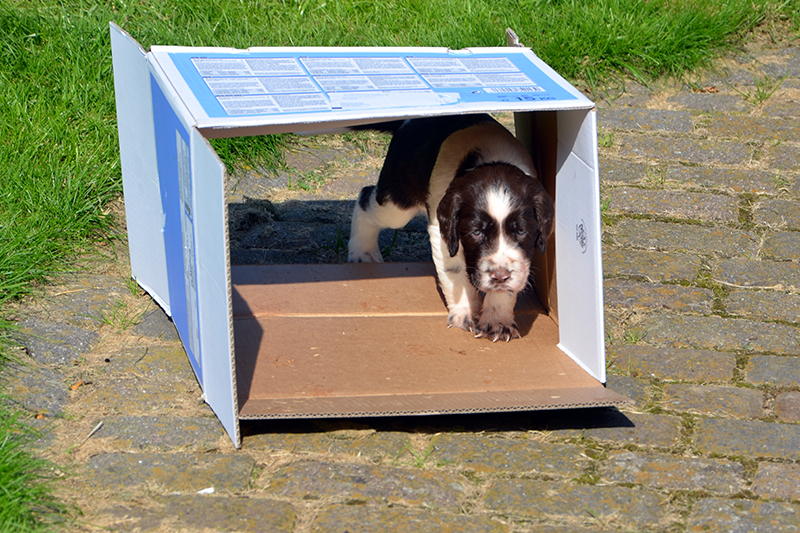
437 163 554 296
472 186 531 293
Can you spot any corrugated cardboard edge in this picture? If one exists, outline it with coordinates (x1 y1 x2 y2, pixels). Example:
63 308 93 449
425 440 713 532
239 387 632 419
226 178 242 448
192 128 241 447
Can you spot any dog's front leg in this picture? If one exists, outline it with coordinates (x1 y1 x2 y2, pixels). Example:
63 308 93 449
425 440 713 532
428 223 481 332
475 291 520 342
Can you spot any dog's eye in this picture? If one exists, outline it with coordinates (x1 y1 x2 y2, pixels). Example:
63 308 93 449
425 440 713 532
472 229 484 238
516 229 527 237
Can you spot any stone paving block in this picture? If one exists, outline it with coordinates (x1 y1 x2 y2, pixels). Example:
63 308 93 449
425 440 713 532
13 317 99 366
610 219 758 258
598 108 693 133
132 307 180 342
726 290 800 323
773 46 800 72
762 61 799 82
96 416 224 451
702 115 800 142
162 495 295 532
665 165 792 194
105 344 195 378
311 504 508 533
552 411 683 448
752 462 800 501
597 81 655 108
667 92 750 113
693 64 760 87
770 142 800 173
318 169 382 200
87 374 201 415
599 158 651 184
687 497 800 532
775 391 800 423
18 418 58 451
604 279 714 313
601 450 746 494
527 526 616 533
265 461 467 509
6 364 68 417
603 248 701 281
715 257 800 290
662 384 763 419
605 187 739 222
641 314 800 355
605 375 650 407
227 143 371 204
745 355 800 387
429 433 586 477
85 452 255 493
484 478 664 528
606 345 736 382
102 495 296 532
243 430 332 452
695 418 800 460
763 99 800 119
754 198 800 230
325 432 413 461
762 231 800 261
243 430 410 462
616 134 753 165
35 276 130 329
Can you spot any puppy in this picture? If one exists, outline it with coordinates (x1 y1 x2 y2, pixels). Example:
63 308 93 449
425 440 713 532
348 114 554 342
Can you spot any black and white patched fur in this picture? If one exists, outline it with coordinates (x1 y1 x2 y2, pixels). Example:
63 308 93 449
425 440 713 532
348 114 554 342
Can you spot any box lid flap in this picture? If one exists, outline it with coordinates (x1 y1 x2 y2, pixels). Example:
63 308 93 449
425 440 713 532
147 45 594 137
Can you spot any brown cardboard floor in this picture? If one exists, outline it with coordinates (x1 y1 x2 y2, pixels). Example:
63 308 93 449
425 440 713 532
232 263 626 417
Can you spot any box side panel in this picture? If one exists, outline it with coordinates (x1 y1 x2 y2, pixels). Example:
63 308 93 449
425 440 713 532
514 111 558 320
150 76 203 381
109 23 170 312
554 109 605 382
191 129 240 447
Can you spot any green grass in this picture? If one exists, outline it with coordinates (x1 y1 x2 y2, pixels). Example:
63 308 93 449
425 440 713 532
0 402 69 531
0 0 798 528
2 0 796 308
1 0 797 306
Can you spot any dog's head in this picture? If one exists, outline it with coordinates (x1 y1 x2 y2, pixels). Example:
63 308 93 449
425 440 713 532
437 163 554 294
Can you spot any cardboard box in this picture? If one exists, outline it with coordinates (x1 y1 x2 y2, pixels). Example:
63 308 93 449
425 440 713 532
110 23 629 447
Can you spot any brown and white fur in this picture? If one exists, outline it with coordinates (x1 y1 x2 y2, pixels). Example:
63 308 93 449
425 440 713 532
348 114 554 342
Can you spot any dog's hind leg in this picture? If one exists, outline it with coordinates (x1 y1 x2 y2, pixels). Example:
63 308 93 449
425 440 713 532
348 186 420 263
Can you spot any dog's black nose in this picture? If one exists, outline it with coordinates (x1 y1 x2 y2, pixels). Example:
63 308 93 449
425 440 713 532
490 268 511 283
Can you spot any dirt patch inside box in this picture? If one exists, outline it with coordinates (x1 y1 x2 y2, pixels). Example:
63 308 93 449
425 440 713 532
226 132 620 419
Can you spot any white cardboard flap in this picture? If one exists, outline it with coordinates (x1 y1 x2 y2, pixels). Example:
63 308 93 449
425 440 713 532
555 109 605 382
109 23 170 312
146 46 594 136
191 129 239 445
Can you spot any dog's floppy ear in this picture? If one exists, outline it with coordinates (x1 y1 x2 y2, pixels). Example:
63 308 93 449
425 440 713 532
530 178 554 256
437 187 462 258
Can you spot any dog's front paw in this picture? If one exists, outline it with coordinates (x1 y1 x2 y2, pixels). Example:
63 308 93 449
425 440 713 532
447 311 476 333
474 319 521 343
348 249 383 263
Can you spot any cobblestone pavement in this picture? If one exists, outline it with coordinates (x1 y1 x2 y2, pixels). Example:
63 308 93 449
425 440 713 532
6 40 800 532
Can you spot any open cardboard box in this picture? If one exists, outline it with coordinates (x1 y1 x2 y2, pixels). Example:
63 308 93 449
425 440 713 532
110 23 629 447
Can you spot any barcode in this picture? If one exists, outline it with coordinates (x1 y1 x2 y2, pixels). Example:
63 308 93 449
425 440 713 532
483 86 544 93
